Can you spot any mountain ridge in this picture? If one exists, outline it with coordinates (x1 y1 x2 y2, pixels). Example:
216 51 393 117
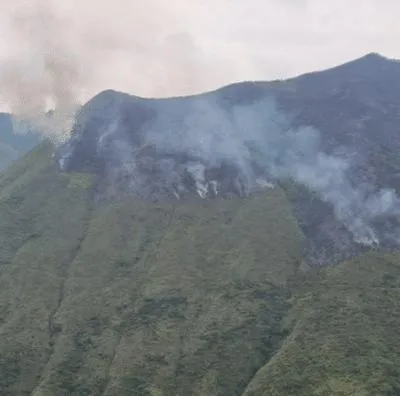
54 52 400 266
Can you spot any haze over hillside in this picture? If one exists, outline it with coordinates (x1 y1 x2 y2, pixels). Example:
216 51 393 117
1 53 400 395
0 113 41 170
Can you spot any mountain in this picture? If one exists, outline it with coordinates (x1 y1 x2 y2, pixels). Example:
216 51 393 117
1 53 400 395
57 52 400 266
0 113 41 170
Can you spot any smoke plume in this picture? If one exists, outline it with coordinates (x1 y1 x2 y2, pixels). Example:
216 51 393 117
0 0 87 142
140 96 400 245
0 0 399 143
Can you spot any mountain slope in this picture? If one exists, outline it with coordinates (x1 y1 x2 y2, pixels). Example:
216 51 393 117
0 143 94 394
243 251 400 396
2 53 400 395
3 145 400 395
0 143 303 396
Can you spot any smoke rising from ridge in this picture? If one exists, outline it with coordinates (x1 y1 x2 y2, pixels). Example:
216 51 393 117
0 0 87 142
0 0 400 142
2 1 400 244
137 96 400 245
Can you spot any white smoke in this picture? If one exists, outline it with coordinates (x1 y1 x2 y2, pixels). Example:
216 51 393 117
0 0 86 143
142 96 400 245
0 0 398 144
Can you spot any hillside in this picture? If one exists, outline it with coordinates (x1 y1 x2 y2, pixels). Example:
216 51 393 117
243 251 400 396
1 53 400 395
2 144 400 395
0 143 303 395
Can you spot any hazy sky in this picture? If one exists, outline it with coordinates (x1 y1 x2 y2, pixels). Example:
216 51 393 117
0 0 398 110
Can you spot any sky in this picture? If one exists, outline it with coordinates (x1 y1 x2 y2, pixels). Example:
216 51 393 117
0 0 398 113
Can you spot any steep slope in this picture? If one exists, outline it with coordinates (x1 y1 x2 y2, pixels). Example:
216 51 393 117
0 144 303 396
243 251 400 396
2 145 400 395
0 143 94 394
272 53 400 264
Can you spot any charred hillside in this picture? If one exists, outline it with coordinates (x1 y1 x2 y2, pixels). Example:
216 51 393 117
56 53 400 266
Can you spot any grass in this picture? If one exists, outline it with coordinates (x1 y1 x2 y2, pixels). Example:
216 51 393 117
1 144 400 395
243 251 400 396
34 190 302 396
0 144 304 395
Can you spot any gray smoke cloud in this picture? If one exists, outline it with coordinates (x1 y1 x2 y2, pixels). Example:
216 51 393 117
0 0 87 143
1 0 400 144
141 96 400 245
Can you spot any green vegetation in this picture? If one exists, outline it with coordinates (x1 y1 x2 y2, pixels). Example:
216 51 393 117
0 144 400 395
243 252 400 396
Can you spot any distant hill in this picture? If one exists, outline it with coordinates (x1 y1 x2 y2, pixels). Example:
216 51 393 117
1 53 400 395
0 112 41 170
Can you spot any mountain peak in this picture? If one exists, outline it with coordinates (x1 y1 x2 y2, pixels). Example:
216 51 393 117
356 52 389 62
320 52 400 77
339 52 398 70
